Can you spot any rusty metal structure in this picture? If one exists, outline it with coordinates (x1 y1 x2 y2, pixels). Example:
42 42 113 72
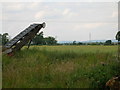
2 22 46 55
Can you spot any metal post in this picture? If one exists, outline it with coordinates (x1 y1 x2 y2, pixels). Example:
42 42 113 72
27 40 32 49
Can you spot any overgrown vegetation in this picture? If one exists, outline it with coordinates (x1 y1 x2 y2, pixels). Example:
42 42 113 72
2 45 119 88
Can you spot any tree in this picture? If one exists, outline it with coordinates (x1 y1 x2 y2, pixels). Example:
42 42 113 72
116 31 120 41
78 42 83 45
105 40 112 45
0 33 9 45
73 41 76 45
44 36 57 45
32 31 44 45
32 32 57 45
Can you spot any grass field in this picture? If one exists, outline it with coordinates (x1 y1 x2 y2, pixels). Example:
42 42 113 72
2 45 120 88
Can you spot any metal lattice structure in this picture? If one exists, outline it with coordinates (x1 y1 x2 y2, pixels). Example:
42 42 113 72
2 22 46 55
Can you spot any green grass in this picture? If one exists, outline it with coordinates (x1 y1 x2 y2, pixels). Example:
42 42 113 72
2 45 120 88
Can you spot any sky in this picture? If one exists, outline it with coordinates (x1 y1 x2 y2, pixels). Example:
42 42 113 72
0 0 119 42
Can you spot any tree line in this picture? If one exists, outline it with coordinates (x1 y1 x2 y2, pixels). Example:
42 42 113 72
0 31 120 46
61 40 116 45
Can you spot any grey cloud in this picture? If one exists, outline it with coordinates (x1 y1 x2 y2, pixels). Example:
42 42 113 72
2 2 118 41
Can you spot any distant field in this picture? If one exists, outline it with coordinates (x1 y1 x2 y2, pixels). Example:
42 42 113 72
2 45 120 88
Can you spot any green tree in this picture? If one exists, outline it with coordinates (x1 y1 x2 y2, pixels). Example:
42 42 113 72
73 41 76 45
32 32 57 45
105 40 112 45
78 42 83 45
0 33 9 45
32 31 44 45
44 36 57 45
116 31 120 41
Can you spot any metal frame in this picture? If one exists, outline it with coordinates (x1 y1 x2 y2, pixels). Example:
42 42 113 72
2 22 46 54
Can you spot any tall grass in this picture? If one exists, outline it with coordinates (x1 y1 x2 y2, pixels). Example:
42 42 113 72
2 45 119 88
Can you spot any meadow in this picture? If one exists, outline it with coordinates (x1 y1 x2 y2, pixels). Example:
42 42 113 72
2 45 120 88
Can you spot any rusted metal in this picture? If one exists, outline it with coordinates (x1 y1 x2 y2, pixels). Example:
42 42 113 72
2 22 46 55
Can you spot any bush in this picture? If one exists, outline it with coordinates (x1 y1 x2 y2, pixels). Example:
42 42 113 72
85 62 120 88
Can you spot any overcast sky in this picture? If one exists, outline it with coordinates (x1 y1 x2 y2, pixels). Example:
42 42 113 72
0 1 118 41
